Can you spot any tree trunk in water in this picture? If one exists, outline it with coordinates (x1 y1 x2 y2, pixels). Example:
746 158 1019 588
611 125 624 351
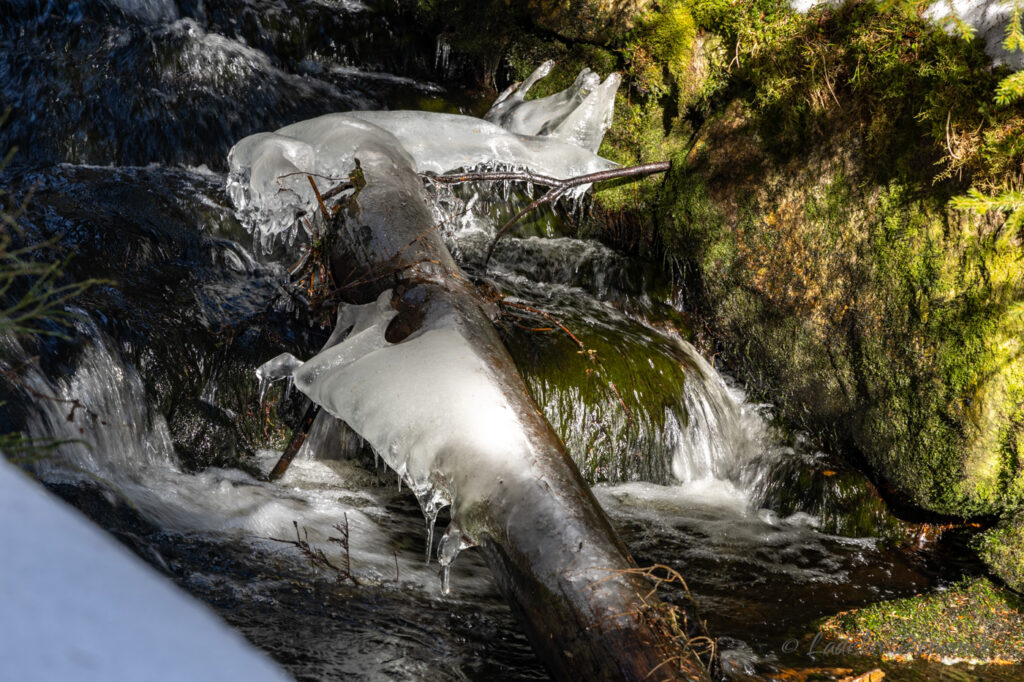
307 149 711 681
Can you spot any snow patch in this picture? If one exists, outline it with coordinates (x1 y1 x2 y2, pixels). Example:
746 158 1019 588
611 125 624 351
0 457 290 682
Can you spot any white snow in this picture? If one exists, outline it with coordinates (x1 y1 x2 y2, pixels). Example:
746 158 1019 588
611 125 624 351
0 456 291 682
926 0 1024 69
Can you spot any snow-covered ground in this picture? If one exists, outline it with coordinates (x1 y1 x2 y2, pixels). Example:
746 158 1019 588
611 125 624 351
0 457 291 682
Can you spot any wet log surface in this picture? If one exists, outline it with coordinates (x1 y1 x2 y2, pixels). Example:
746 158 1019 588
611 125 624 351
316 151 712 681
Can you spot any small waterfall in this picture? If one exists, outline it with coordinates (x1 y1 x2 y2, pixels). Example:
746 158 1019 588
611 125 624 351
436 193 779 500
8 314 448 587
670 341 772 484
18 317 178 483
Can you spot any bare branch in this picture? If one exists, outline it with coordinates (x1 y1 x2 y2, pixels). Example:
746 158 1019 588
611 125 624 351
423 162 671 269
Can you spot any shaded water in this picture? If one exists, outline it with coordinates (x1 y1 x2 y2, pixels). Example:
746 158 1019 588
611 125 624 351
1 1 1019 680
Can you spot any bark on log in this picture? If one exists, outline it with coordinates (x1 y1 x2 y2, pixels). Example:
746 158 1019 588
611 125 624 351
316 150 711 681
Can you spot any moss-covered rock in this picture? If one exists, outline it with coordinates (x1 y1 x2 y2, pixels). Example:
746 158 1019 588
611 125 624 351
753 450 912 541
656 4 1024 518
976 513 1024 593
502 295 692 483
662 120 1024 516
524 0 652 44
819 576 1024 664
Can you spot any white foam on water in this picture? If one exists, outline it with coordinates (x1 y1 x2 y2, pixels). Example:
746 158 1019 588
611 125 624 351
10 320 451 588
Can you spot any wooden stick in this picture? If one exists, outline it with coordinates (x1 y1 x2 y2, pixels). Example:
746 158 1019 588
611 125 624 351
267 402 321 481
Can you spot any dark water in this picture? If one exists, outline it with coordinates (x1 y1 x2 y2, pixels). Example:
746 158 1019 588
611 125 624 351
1 2 1019 681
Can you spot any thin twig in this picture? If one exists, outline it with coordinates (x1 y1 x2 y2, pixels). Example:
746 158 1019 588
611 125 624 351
267 403 321 481
268 518 361 586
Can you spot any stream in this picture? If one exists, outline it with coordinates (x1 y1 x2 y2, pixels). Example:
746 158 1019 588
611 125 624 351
1 1 1019 680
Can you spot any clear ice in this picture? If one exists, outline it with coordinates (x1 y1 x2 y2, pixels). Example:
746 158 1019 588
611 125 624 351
227 63 621 252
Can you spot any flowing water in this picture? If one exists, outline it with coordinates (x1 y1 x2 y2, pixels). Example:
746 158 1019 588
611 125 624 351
1 2 1018 680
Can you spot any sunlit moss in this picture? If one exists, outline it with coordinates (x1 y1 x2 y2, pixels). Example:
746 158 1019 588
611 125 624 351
976 514 1024 593
503 306 690 483
820 577 1024 663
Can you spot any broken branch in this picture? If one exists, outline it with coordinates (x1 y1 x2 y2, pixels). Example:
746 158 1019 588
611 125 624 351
424 161 670 269
267 402 321 481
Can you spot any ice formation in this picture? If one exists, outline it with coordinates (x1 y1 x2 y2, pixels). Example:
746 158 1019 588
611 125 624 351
235 63 637 592
483 60 622 152
226 64 620 251
259 290 541 588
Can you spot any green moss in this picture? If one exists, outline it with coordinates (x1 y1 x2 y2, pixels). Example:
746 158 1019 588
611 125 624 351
651 0 1024 517
976 514 1024 593
820 577 1024 663
624 1 697 99
502 304 690 483
662 135 1024 514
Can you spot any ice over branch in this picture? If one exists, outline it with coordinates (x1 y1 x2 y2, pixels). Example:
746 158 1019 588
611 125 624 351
226 64 621 252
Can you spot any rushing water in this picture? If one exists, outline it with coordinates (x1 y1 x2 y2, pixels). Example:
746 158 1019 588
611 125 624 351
1 2 1018 680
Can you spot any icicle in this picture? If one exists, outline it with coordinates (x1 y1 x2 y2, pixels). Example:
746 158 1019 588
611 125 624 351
440 563 451 596
436 523 471 595
434 36 451 74
257 374 270 407
424 507 438 563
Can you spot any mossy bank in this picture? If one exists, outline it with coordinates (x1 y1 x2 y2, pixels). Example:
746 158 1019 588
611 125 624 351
418 0 1024 583
657 2 1024 522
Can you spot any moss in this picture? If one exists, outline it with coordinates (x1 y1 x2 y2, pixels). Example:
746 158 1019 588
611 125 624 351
976 513 1024 593
651 0 1024 517
521 0 652 45
661 126 1024 514
820 577 1024 664
501 303 690 483
624 1 697 99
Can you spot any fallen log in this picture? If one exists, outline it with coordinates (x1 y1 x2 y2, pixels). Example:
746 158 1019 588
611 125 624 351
257 150 709 681
233 64 713 680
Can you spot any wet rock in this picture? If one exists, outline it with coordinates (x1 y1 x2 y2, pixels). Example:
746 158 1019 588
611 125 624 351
976 513 1024 593
168 398 245 472
751 450 910 541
